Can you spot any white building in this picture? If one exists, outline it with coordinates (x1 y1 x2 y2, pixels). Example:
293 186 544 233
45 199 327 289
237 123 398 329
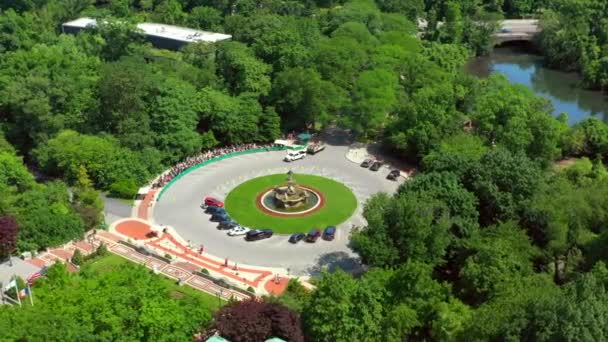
62 17 232 50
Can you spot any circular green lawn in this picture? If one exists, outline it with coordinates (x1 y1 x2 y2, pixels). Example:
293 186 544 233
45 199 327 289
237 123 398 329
225 174 357 234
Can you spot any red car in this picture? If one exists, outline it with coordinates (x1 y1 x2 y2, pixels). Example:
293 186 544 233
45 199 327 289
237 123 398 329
203 197 224 208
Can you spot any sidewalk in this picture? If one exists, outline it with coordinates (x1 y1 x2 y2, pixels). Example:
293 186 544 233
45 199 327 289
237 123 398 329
110 218 289 295
26 230 252 301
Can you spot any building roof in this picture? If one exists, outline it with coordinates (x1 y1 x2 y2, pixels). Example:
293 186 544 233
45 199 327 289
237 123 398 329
138 22 231 43
0 257 41 290
63 17 97 28
62 17 232 43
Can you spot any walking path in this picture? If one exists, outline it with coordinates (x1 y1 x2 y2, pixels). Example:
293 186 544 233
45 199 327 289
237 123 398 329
110 218 288 295
25 229 254 300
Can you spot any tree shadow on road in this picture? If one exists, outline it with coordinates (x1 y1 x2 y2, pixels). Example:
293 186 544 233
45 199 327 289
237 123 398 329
306 251 364 277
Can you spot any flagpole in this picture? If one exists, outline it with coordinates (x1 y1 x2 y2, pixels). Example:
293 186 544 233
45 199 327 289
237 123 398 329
13 277 21 307
27 282 34 306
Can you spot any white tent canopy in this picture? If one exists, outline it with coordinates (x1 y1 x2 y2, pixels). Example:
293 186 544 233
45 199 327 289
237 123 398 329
137 186 151 195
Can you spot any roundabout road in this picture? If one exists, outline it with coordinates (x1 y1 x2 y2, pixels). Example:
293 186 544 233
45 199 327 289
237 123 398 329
153 143 404 276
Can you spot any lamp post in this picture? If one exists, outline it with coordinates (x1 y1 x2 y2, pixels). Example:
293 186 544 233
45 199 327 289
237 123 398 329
217 289 224 306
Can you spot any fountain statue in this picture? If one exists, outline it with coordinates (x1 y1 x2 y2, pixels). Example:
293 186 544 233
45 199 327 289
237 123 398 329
273 170 310 208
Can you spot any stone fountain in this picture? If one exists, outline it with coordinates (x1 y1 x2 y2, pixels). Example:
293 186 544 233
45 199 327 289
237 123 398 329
273 170 310 208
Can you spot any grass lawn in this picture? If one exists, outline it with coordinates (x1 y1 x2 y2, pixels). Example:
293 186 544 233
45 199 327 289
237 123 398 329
86 254 222 309
26 254 222 310
225 173 357 234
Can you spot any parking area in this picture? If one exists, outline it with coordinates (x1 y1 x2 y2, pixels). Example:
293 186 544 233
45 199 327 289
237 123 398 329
153 143 404 276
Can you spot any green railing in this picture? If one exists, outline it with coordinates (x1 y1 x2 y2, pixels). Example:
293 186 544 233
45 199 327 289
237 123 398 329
156 146 290 201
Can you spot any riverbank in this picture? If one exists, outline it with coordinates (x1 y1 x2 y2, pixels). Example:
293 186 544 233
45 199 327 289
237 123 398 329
467 45 608 125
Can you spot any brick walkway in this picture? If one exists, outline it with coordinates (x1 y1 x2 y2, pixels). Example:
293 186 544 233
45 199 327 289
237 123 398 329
138 190 156 220
26 229 251 301
109 243 250 301
112 218 289 295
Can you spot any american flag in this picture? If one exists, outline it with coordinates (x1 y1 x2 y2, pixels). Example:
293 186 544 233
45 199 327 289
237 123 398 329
27 266 48 285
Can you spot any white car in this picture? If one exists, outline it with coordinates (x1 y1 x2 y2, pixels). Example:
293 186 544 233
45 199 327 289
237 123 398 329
284 150 306 162
227 226 250 236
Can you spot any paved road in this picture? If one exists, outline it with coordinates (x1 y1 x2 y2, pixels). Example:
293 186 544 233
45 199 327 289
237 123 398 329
102 195 133 225
153 144 403 276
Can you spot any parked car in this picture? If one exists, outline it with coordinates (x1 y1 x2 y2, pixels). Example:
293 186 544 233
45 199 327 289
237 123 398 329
289 233 305 244
205 205 225 215
387 169 401 181
360 159 373 168
228 226 251 236
370 161 383 171
323 226 336 241
245 229 273 241
306 143 326 154
217 220 239 230
305 229 321 243
203 197 223 208
284 150 306 162
210 213 231 222
498 28 512 33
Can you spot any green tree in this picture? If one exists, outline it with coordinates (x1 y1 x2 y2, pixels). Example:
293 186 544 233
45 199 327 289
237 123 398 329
350 69 398 138
0 37 100 150
199 89 261 144
374 0 424 20
0 152 35 192
33 130 152 190
216 41 271 96
258 106 282 141
187 6 223 30
314 36 368 89
472 74 565 164
302 270 384 342
94 19 146 61
352 192 452 267
460 222 540 302
271 67 344 130
399 171 479 237
149 77 202 162
14 182 85 251
466 148 543 226
95 58 155 150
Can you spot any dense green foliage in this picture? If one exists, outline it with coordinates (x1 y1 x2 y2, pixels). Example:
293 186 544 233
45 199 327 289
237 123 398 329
536 0 608 90
2 0 608 340
0 255 218 341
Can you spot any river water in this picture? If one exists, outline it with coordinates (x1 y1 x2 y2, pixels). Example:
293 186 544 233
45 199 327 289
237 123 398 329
467 46 608 125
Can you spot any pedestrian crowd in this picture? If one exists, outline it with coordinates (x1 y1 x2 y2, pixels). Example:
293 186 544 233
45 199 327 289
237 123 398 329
152 143 278 188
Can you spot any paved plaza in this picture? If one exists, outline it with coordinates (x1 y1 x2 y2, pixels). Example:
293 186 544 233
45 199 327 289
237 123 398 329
153 143 404 276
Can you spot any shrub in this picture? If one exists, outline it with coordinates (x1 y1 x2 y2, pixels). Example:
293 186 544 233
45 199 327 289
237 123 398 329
247 286 255 293
201 268 210 275
109 179 139 199
95 243 108 257
71 249 84 265
212 299 304 342
165 253 173 260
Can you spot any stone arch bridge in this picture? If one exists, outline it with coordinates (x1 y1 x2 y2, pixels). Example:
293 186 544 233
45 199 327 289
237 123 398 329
418 19 540 45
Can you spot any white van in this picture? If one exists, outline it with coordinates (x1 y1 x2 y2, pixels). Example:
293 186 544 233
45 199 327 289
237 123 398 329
284 150 306 162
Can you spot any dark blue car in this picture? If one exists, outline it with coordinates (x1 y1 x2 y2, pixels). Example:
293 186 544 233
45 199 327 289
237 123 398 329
323 226 336 241
210 213 231 222
289 233 305 244
206 205 225 215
